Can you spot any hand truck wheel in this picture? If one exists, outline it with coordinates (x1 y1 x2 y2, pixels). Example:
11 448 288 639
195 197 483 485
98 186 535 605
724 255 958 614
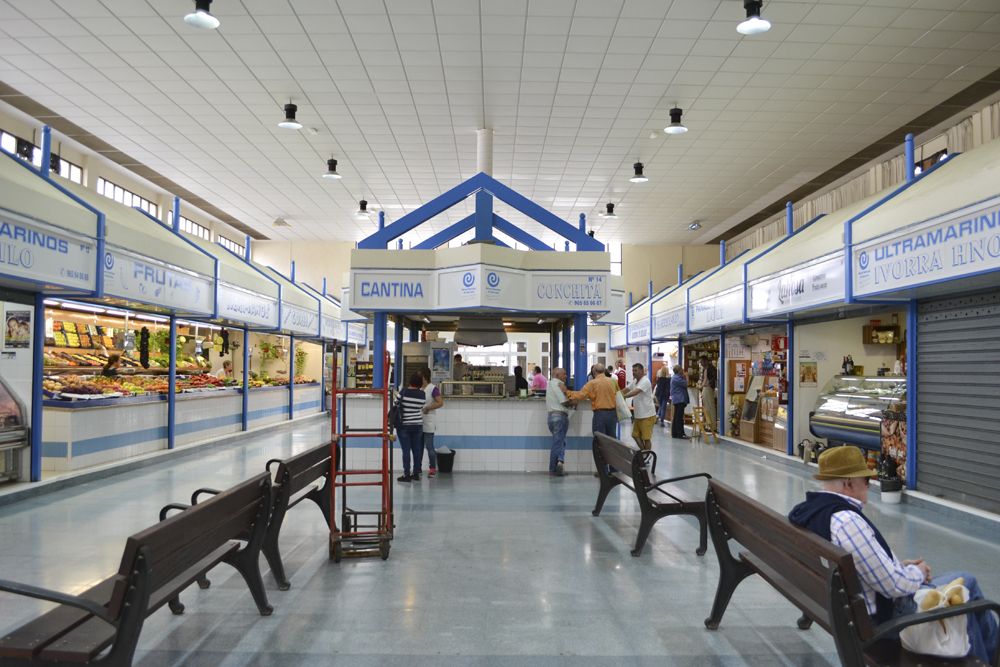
380 539 390 561
333 540 342 563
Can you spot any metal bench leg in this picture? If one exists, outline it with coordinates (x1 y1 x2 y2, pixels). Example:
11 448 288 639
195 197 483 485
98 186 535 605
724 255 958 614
262 521 290 591
797 613 813 630
592 477 617 517
705 558 754 630
631 511 657 557
197 575 211 589
695 509 708 556
168 595 185 615
227 549 274 616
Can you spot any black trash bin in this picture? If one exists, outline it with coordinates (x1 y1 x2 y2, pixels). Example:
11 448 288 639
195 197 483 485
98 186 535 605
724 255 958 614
436 449 456 473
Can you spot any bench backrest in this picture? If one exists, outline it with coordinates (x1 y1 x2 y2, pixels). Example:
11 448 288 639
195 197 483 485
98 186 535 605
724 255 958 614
274 443 332 497
107 472 272 621
594 433 651 487
706 479 872 640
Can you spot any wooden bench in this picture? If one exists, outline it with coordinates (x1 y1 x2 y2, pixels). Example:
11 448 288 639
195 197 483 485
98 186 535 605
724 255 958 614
262 443 333 590
703 479 1000 666
591 432 710 557
0 473 274 667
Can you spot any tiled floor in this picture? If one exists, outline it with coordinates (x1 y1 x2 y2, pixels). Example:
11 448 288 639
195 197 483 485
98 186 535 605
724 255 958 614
2 422 999 666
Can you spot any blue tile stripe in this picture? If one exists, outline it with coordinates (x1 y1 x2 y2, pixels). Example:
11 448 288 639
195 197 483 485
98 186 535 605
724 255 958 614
43 401 324 458
347 435 592 450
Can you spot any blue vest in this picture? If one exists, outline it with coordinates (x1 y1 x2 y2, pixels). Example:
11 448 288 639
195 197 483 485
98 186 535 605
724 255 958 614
788 491 895 625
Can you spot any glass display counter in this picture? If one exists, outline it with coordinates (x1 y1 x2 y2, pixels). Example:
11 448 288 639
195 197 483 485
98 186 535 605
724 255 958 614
808 375 906 450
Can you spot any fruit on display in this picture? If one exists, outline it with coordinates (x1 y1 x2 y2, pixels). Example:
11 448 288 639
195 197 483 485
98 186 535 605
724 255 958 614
294 376 315 384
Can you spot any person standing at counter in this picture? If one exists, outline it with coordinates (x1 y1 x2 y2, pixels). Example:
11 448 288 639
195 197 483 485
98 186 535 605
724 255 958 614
101 354 121 378
215 360 234 379
453 353 468 381
419 367 443 479
566 364 619 474
622 363 654 451
670 365 689 440
397 373 426 483
654 365 671 426
699 355 718 426
514 366 529 393
532 366 547 392
546 368 573 477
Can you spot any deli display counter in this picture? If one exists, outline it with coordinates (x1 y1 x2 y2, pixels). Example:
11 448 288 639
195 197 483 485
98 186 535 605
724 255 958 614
808 375 906 450
0 375 28 483
441 380 506 398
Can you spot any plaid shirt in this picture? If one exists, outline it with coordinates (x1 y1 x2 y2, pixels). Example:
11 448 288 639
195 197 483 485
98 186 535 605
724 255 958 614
826 492 923 615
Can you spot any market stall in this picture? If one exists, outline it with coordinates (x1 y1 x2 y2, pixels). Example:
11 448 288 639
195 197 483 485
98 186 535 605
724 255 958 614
0 135 102 482
847 135 1000 506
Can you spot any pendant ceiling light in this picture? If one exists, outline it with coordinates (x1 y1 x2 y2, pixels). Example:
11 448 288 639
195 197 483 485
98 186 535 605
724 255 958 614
665 107 688 135
356 199 369 216
737 0 771 35
629 161 648 183
604 203 617 219
687 221 702 231
278 103 302 130
184 0 220 29
322 158 342 179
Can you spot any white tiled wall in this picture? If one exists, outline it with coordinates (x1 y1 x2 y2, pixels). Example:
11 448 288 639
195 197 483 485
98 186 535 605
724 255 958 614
175 394 243 447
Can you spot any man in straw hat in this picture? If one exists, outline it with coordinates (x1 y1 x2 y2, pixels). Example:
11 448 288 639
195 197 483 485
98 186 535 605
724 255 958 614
789 446 997 661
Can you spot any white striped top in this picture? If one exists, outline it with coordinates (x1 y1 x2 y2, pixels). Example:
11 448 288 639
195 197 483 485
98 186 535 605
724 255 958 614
399 387 426 426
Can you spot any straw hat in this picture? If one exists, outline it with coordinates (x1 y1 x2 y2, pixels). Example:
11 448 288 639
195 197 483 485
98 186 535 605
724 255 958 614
813 446 877 480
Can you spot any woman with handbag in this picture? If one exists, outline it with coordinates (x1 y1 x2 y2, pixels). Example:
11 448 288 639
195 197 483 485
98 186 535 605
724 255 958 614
669 365 689 439
654 365 671 426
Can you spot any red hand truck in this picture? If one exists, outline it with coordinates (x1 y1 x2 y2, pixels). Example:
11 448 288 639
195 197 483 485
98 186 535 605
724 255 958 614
329 346 393 562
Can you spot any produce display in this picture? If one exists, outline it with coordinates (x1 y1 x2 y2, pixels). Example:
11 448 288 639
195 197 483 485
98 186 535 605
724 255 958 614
43 373 317 400
49 321 116 349
44 351 141 368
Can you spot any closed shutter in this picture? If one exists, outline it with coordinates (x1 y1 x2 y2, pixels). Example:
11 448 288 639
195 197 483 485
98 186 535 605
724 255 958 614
916 291 1000 513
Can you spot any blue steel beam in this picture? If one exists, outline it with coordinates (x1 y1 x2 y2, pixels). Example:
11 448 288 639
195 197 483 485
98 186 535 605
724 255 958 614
412 214 475 250
475 189 492 242
482 176 603 251
492 214 553 251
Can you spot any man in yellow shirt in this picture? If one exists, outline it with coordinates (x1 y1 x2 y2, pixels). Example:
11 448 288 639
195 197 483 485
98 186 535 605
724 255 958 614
567 363 619 441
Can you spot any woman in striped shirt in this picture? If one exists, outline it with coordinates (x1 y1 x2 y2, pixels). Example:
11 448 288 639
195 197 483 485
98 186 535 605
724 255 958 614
397 373 426 483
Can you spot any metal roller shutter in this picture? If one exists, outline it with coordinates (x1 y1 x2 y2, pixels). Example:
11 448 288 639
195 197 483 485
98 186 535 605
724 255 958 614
916 291 1000 513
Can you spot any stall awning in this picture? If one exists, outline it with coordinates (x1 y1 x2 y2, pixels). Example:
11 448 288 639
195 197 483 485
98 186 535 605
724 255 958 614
301 283 342 340
687 240 780 331
850 138 1000 300
183 236 280 329
255 264 321 336
625 298 651 344
61 181 216 315
0 156 99 293
745 190 891 319
650 277 694 340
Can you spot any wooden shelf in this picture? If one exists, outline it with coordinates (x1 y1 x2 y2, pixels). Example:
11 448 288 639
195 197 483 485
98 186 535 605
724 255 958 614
862 325 900 345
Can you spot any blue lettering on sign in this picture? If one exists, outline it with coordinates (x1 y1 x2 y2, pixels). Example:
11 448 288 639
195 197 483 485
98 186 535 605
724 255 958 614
223 291 273 321
133 262 193 292
872 210 997 261
360 281 425 299
0 222 70 254
536 283 603 301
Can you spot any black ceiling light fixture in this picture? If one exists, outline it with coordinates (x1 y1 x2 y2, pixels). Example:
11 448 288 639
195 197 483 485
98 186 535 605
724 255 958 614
356 199 369 217
737 0 771 35
629 161 648 183
604 203 617 219
184 0 220 29
665 107 688 135
322 158 342 179
278 103 302 130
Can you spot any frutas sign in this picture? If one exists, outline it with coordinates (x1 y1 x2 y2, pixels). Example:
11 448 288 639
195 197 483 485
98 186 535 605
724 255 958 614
853 195 1000 296
104 247 213 314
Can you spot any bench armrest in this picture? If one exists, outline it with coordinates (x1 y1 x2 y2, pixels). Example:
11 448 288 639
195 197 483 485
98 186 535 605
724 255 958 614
191 488 223 505
640 450 657 476
0 580 113 625
159 503 190 521
648 472 712 492
865 599 1000 665
266 459 282 472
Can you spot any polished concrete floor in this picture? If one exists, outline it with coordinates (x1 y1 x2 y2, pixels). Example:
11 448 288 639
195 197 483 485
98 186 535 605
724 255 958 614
1 422 999 666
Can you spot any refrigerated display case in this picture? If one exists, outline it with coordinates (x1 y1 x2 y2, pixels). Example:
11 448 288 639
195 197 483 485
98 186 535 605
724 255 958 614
808 375 906 450
0 374 29 483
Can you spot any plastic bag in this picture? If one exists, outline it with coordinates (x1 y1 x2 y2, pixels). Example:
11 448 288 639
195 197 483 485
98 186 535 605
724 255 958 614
900 586 970 658
615 390 631 423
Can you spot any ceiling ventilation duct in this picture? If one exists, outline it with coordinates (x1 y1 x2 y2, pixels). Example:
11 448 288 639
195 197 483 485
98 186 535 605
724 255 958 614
453 317 508 347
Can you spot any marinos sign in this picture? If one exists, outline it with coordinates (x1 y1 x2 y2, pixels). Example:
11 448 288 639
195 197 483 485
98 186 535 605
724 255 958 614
0 210 97 291
853 195 1000 297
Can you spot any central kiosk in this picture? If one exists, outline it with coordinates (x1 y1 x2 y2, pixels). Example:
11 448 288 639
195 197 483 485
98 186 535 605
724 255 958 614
346 173 624 473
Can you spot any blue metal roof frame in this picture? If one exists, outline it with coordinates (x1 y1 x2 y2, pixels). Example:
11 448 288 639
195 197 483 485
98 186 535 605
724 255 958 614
359 172 604 251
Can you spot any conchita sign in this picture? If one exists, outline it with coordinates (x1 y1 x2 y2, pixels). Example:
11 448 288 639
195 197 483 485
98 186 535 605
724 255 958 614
853 195 1000 297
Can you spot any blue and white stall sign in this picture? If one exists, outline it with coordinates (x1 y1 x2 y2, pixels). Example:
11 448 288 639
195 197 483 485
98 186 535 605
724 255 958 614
610 325 627 349
351 265 609 313
688 286 743 331
627 316 651 344
652 305 686 339
0 209 97 292
321 315 342 340
281 302 320 336
853 195 1000 297
347 321 367 345
748 251 844 318
218 282 278 328
104 246 214 314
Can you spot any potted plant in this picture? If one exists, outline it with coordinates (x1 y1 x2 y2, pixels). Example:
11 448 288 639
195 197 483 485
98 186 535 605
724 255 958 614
877 452 903 504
